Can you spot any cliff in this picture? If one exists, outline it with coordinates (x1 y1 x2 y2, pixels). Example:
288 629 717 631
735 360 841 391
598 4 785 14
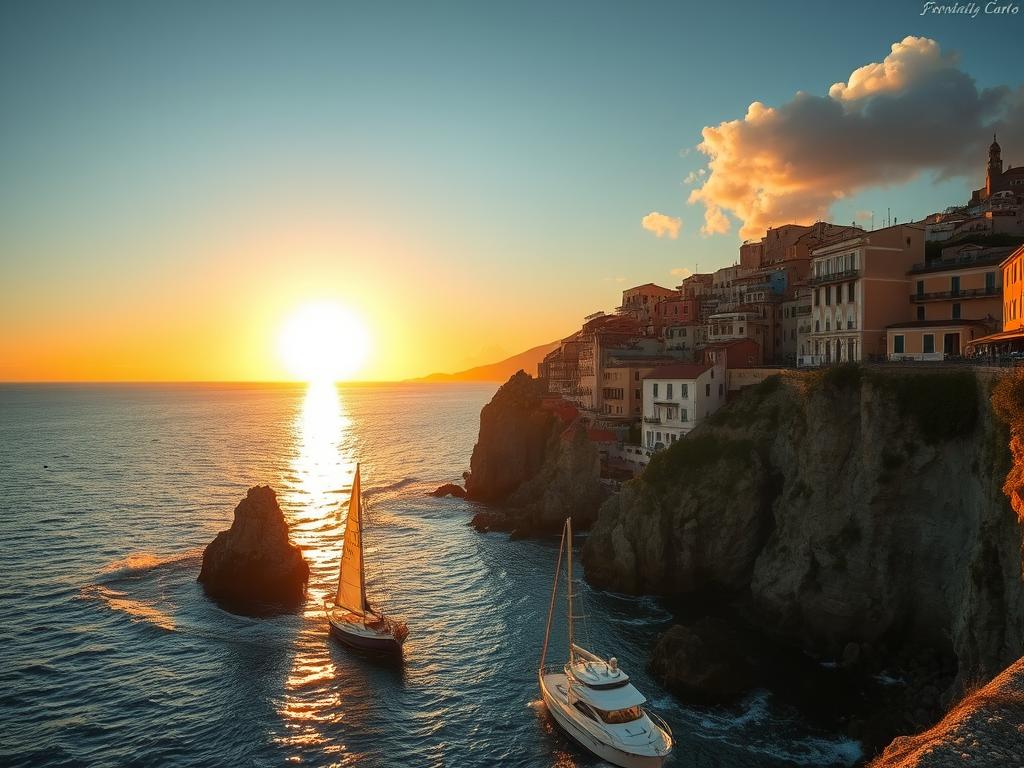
869 656 1024 767
582 366 1024 749
465 371 605 533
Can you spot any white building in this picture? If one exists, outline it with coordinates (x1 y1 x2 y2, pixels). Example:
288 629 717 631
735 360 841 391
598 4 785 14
642 362 727 450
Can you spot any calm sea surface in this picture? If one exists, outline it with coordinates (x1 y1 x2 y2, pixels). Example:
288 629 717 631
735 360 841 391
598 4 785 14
0 383 860 768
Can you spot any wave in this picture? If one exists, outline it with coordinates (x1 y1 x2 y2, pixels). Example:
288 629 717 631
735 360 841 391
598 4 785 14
362 476 420 499
98 549 203 579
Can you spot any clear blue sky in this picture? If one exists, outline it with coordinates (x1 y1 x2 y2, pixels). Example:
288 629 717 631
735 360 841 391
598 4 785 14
1 0 1020 379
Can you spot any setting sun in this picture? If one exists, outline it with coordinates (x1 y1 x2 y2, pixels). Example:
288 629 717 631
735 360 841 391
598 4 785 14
277 302 371 382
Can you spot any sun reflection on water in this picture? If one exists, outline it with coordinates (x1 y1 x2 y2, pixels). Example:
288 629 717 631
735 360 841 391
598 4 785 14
274 382 360 762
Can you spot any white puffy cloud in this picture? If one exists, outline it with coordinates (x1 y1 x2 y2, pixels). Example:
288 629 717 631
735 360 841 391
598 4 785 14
670 267 693 279
687 36 1024 239
642 211 682 239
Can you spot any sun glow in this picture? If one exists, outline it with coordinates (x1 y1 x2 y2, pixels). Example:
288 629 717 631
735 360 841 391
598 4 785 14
278 302 371 382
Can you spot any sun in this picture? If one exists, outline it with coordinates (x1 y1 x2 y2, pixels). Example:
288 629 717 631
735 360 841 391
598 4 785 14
277 301 371 383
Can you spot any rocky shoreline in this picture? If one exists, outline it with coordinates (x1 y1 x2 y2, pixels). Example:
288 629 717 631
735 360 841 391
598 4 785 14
463 367 1024 763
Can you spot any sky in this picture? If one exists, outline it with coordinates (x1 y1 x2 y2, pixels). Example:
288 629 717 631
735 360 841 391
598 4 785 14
1 0 1022 381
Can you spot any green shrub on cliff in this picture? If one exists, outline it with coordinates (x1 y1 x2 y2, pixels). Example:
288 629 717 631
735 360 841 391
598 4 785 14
868 371 978 444
644 433 755 490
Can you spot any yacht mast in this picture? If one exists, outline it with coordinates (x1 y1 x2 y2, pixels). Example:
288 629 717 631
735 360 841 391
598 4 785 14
539 518 566 671
566 516 574 662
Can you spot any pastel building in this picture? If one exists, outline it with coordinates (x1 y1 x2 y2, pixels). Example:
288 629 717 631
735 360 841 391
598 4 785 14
886 243 1006 360
641 361 727 449
807 223 925 364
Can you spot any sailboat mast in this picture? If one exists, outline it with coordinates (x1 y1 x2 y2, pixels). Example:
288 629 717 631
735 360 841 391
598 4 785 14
356 464 367 615
566 516 574 661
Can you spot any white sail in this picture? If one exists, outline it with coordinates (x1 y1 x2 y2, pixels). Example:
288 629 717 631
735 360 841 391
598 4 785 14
336 465 366 614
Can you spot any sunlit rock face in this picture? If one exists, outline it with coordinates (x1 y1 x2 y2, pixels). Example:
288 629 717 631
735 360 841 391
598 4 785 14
584 368 1024 745
869 656 1024 768
465 370 605 534
198 485 309 611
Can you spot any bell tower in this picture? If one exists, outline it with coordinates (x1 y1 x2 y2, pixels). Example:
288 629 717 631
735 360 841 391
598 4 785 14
986 134 1002 197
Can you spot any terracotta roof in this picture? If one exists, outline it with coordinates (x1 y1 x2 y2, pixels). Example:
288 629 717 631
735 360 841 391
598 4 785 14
643 363 712 380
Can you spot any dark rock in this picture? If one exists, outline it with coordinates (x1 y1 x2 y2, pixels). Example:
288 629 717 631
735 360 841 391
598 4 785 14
465 371 606 535
430 483 467 498
648 619 754 704
842 641 861 668
198 485 309 610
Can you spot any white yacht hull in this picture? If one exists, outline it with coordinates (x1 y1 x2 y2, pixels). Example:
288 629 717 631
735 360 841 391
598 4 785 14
539 672 669 768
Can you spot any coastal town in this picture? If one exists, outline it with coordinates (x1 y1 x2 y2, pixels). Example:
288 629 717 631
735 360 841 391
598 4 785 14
537 136 1024 475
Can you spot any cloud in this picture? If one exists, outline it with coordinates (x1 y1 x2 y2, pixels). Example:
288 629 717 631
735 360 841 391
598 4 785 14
642 211 682 239
687 36 1024 239
683 168 707 185
670 267 693 279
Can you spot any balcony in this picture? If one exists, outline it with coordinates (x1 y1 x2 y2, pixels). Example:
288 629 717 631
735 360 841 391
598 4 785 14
809 268 860 285
642 416 661 424
910 287 998 303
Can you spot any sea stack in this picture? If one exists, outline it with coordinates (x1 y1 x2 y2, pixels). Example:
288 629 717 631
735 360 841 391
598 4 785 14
198 485 309 610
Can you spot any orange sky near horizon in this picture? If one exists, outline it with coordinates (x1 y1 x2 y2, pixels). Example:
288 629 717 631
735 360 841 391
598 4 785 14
0 223 584 382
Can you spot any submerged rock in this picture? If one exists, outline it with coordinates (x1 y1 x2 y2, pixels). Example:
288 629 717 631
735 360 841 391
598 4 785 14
648 619 754 704
198 485 309 610
430 483 467 498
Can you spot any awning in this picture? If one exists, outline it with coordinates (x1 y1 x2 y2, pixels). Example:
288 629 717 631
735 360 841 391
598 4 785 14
967 329 1024 346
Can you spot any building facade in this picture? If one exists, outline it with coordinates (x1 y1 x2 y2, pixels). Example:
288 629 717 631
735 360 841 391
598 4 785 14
807 224 925 364
641 362 726 449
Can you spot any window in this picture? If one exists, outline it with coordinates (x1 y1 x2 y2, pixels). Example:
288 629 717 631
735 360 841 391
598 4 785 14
634 388 641 400
667 383 673 398
917 306 925 320
719 383 723 396
681 383 688 398
814 289 820 307
825 319 830 331
924 334 935 354
951 276 960 297
653 383 658 397
916 280 924 298
953 303 961 320
825 286 831 305
815 320 820 332
893 335 905 354
848 283 855 302
634 371 640 381
681 408 688 421
705 383 711 396
597 706 643 725
847 319 854 329
986 272 996 294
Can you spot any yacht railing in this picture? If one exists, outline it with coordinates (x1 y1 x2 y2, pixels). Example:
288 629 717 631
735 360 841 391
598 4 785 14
645 708 674 742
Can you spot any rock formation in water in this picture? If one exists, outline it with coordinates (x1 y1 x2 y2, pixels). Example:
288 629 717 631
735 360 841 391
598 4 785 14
198 485 309 609
870 656 1024 767
465 370 606 534
582 366 1024 752
430 483 467 498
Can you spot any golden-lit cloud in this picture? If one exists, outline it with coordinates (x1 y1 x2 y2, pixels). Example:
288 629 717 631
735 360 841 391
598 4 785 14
670 267 693 279
828 36 952 103
687 36 1024 239
642 211 682 239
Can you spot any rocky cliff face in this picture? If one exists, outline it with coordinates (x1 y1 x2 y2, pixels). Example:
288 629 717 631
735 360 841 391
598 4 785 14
869 656 1024 768
582 366 1024 747
466 371 605 533
198 485 309 611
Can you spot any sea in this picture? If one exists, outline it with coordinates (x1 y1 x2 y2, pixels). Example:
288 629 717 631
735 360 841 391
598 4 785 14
0 382 862 767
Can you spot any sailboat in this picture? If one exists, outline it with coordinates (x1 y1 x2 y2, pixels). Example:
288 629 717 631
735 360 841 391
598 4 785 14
538 517 674 768
325 464 408 654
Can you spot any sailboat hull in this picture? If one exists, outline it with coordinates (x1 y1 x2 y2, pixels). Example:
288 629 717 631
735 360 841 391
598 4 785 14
539 672 669 768
328 610 405 654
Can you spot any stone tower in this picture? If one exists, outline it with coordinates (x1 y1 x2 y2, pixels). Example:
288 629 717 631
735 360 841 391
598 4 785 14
986 134 1003 197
